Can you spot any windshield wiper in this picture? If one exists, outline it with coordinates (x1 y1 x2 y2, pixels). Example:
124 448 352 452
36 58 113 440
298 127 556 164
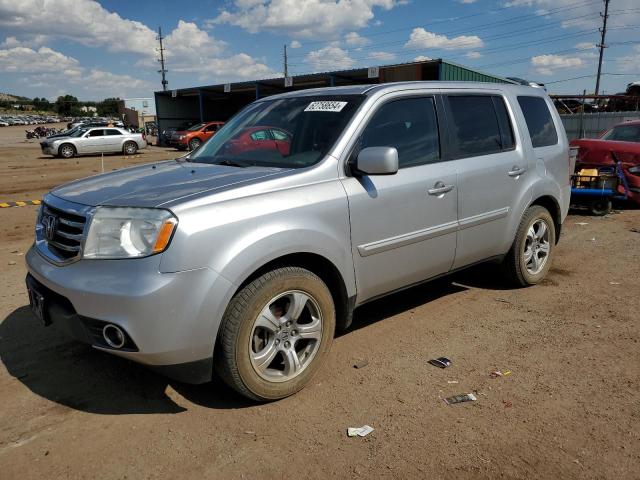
216 159 248 168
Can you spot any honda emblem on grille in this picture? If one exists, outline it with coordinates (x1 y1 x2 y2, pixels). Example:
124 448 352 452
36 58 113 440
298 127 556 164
42 214 58 241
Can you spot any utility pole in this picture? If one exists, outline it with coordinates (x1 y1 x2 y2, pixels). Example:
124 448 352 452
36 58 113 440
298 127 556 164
594 0 610 96
283 44 288 78
157 26 168 91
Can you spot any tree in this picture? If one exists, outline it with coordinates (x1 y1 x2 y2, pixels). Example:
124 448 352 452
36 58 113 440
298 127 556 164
97 97 121 117
54 95 81 116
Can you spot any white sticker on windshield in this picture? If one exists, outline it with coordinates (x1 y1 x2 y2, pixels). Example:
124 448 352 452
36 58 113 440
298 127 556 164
304 101 348 112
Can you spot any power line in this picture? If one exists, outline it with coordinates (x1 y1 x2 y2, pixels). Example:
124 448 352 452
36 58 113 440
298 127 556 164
290 0 600 51
546 72 640 84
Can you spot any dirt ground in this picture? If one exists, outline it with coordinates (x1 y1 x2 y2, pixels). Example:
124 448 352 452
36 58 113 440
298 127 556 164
0 123 639 479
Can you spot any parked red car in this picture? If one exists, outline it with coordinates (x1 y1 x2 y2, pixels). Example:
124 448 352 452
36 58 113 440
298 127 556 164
570 120 640 205
224 126 292 156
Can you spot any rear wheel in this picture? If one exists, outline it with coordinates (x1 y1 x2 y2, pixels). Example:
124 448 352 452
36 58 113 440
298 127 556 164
216 267 335 401
123 141 137 155
189 138 202 151
503 205 555 287
589 198 612 216
58 143 75 159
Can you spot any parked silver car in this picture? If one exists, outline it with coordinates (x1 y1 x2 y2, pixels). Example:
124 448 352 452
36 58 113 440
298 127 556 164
26 82 573 401
40 127 147 158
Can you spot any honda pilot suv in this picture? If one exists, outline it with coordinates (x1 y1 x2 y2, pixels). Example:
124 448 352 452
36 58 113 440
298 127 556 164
26 82 573 401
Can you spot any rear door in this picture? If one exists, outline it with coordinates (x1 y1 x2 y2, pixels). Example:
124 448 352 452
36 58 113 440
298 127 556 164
442 93 530 269
341 93 458 302
104 129 124 152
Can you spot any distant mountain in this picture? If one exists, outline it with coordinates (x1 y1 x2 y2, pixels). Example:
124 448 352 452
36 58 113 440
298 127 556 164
0 93 31 102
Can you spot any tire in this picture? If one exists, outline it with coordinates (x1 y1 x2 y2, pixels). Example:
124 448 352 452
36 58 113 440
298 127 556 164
589 198 611 216
58 143 75 159
216 267 336 402
189 138 202 151
123 141 138 155
503 205 556 287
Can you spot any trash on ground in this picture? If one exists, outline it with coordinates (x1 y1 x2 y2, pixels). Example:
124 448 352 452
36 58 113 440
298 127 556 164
575 222 589 226
609 282 621 285
502 399 513 408
447 380 459 384
347 425 374 437
353 359 369 369
428 357 452 369
490 370 512 378
444 393 476 405
630 227 640 233
7 261 16 266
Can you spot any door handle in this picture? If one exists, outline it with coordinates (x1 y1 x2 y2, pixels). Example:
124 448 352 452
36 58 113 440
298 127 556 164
508 165 527 177
428 182 454 196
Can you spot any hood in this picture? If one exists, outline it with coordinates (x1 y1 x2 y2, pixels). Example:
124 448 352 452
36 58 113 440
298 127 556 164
51 160 290 208
571 138 640 166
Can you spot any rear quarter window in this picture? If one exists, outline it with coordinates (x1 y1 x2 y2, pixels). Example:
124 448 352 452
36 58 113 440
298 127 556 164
517 96 559 148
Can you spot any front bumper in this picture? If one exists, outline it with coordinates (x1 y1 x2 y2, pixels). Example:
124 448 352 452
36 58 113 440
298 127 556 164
41 144 55 155
26 246 234 383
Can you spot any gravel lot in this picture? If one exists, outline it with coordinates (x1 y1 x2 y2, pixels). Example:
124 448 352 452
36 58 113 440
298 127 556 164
1 124 639 479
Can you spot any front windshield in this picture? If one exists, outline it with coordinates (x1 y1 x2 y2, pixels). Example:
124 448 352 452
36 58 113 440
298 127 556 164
69 128 88 137
187 122 206 131
601 124 640 143
188 95 365 169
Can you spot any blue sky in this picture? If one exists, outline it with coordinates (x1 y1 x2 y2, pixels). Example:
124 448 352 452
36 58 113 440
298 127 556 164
0 0 638 100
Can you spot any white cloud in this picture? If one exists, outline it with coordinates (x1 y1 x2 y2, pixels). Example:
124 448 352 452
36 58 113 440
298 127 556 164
616 45 640 72
0 2 276 87
575 42 595 50
213 0 402 38
405 28 484 50
505 0 640 29
290 40 301 48
465 51 482 59
369 51 396 62
345 31 370 47
459 0 477 3
0 0 156 56
531 54 584 75
414 55 432 61
305 46 355 72
0 46 81 74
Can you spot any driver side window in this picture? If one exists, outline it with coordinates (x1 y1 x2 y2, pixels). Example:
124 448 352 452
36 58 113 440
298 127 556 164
359 97 441 168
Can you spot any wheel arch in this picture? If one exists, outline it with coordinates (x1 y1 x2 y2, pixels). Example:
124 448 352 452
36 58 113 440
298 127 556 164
530 195 561 243
231 252 353 331
57 142 76 157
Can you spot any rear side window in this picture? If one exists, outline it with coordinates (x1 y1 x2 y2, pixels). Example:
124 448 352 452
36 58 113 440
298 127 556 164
446 95 504 158
105 129 122 136
360 97 440 168
492 97 515 150
517 96 558 148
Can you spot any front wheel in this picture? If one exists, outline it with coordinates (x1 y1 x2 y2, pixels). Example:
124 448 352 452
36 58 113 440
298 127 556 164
589 198 612 216
58 143 75 158
503 205 555 287
189 138 202 151
216 267 335 401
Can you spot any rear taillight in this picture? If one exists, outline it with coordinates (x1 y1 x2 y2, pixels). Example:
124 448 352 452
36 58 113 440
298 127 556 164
569 146 579 183
142 132 146 141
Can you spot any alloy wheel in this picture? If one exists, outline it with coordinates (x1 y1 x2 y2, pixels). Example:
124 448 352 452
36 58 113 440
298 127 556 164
524 219 550 275
248 290 323 382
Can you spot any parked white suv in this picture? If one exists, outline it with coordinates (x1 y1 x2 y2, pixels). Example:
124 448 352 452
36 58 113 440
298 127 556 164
26 82 573 401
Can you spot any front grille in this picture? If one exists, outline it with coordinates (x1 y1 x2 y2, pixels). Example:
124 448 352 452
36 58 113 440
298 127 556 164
41 203 87 260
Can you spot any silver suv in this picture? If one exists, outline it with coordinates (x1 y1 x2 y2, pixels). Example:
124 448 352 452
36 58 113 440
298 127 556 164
26 82 573 401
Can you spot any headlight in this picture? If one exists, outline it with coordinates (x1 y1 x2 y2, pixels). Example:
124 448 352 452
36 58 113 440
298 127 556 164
83 207 177 259
178 135 185 140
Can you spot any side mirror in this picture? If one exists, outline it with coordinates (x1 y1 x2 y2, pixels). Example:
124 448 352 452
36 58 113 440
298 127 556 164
354 146 398 175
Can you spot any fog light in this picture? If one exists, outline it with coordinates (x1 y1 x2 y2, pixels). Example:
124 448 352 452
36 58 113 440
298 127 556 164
103 324 126 349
